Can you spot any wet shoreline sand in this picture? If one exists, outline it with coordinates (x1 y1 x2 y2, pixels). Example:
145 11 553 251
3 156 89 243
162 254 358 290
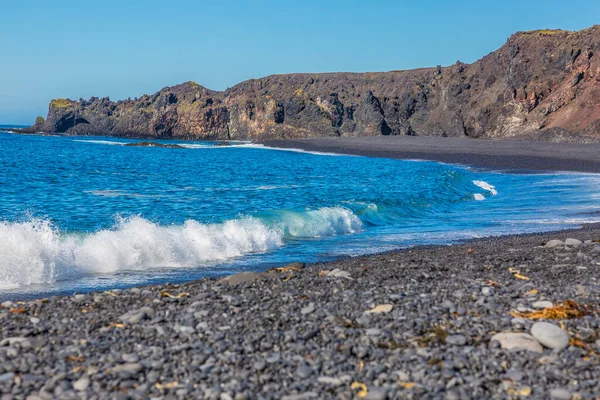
264 136 600 173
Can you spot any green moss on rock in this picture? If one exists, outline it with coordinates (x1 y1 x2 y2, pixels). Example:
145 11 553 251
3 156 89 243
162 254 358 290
50 98 74 109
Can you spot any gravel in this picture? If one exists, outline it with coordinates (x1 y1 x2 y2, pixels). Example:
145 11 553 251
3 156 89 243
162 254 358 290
1 225 599 399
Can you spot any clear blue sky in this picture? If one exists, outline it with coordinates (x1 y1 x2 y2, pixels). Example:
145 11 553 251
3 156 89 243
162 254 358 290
1 0 599 125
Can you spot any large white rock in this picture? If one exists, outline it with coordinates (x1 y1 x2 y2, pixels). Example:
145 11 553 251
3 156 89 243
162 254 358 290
491 332 543 353
531 322 569 350
565 238 582 247
545 240 564 248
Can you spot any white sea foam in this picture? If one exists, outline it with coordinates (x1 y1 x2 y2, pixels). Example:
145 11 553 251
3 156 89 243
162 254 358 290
473 193 485 201
0 207 361 289
472 180 498 195
73 139 125 146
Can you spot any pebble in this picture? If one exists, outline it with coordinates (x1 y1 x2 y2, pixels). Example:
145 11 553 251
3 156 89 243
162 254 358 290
296 364 313 379
550 388 572 400
301 303 315 315
446 334 467 346
119 306 154 324
364 304 393 314
505 370 525 382
317 376 343 386
281 392 318 400
364 387 388 400
481 287 494 296
531 322 569 350
72 376 90 391
545 239 564 248
565 238 582 247
0 372 15 382
532 300 553 309
490 332 543 353
112 363 143 376
30 317 41 324
219 271 271 286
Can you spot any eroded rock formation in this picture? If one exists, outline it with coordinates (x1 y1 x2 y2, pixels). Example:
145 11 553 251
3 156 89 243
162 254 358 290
24 26 600 142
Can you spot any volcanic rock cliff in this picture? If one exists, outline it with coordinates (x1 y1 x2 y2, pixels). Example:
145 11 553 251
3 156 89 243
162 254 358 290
25 26 600 142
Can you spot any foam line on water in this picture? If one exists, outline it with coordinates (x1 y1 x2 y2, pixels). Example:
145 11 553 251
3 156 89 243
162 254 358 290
0 206 361 289
472 180 498 195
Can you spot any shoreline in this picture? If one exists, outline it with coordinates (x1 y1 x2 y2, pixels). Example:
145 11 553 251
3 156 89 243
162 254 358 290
263 136 600 173
3 223 600 302
2 224 599 398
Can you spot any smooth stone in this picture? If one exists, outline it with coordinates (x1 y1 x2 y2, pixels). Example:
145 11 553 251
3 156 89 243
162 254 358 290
364 387 388 400
218 271 274 286
545 240 564 248
532 301 553 310
317 376 343 386
505 370 525 382
112 363 143 376
0 337 31 347
531 322 569 350
0 372 15 382
119 307 154 324
296 364 313 379
364 304 393 314
122 354 139 363
30 317 41 325
366 328 382 336
550 388 572 400
72 376 90 391
281 393 318 400
565 238 582 247
446 334 467 346
490 332 543 353
301 303 315 315
481 287 494 296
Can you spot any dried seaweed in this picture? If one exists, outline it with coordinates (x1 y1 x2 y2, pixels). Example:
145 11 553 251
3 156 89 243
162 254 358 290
510 300 593 320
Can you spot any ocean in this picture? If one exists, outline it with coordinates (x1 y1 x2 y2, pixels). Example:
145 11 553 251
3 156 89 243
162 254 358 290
1 131 599 298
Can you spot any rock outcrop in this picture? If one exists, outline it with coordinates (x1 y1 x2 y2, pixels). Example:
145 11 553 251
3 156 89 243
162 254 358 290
23 26 600 142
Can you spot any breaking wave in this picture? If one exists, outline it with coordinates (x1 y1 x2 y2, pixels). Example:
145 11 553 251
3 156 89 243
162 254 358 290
473 180 498 195
0 206 361 289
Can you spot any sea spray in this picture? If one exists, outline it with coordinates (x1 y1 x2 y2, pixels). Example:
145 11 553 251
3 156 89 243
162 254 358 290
0 207 362 289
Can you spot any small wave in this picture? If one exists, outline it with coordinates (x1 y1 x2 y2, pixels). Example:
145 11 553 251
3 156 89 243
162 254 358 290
0 206 361 289
73 140 125 146
473 193 485 201
84 190 164 198
473 180 498 195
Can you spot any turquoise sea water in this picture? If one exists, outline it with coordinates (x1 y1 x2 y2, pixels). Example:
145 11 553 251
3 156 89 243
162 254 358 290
1 130 599 298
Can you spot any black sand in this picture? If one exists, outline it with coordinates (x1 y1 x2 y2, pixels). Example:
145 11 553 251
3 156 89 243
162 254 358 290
264 136 600 173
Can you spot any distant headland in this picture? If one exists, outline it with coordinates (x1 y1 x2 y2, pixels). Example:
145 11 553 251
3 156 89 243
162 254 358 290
19 26 600 142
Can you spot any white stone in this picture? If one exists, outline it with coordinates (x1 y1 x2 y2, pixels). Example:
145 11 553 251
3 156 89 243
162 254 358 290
532 300 553 310
491 332 543 353
549 388 572 400
545 239 564 248
565 238 582 247
72 376 90 391
301 303 315 315
530 322 569 350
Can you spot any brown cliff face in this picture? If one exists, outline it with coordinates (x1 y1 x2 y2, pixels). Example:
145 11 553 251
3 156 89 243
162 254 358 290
27 26 600 142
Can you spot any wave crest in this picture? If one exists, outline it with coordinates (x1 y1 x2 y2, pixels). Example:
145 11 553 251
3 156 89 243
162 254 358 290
0 206 361 289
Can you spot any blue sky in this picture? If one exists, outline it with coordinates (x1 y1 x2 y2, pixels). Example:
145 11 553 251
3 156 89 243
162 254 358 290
2 0 599 125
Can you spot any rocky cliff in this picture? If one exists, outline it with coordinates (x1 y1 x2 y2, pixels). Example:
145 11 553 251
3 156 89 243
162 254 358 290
24 26 600 142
